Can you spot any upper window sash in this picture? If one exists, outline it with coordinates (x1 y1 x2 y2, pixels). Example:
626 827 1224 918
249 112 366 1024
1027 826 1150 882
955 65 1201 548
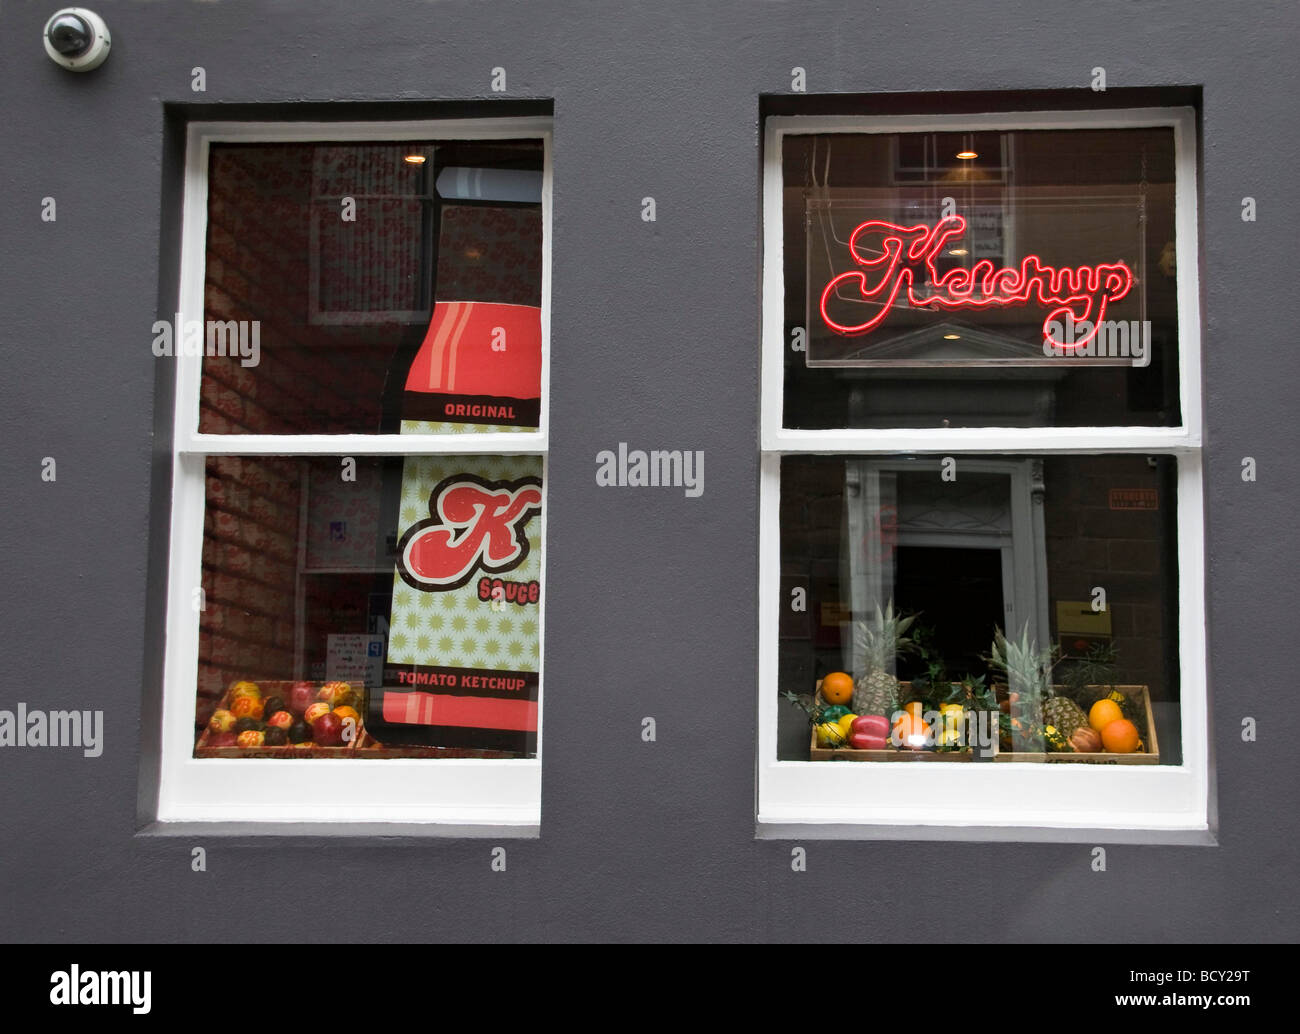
174 118 553 456
760 108 1202 453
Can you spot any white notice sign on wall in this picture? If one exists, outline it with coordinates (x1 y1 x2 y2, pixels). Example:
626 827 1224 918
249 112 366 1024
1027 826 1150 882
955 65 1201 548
326 634 385 689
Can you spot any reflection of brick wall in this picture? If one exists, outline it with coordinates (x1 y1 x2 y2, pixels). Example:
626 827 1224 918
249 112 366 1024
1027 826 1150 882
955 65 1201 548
196 456 302 733
779 457 847 698
1043 455 1172 700
192 145 407 736
201 146 391 435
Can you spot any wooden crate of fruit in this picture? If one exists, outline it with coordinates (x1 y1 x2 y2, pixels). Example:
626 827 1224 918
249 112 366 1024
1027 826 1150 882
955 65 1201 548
993 684 1160 765
195 679 374 758
807 679 996 762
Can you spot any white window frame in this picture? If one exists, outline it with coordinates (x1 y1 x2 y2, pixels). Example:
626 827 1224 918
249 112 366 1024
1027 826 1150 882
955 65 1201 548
758 107 1210 840
157 118 552 829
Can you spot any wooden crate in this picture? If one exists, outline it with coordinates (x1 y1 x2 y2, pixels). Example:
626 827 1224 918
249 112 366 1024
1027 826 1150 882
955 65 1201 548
807 680 995 762
195 679 374 758
993 684 1160 765
809 732 981 761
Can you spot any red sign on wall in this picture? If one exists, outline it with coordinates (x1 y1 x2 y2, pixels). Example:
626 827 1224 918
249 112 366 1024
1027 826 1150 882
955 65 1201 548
1108 488 1159 511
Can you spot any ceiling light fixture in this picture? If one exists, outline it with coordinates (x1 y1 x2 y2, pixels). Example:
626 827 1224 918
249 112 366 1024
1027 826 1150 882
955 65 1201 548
403 154 427 165
956 150 978 160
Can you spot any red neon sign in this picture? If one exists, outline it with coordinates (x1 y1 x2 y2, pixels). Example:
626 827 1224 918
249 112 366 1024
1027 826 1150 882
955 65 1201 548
819 214 1134 351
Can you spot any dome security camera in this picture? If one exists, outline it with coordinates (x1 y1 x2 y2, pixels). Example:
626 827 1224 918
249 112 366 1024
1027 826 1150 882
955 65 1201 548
44 8 111 71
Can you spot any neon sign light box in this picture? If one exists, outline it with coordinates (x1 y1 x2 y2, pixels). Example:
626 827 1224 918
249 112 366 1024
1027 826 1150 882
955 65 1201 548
804 195 1149 367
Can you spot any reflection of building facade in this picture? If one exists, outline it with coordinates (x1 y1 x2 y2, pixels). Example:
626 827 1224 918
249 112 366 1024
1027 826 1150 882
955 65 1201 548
846 460 1050 673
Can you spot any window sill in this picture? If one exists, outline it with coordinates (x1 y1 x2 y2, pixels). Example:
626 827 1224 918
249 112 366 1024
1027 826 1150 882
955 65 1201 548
756 756 1211 844
755 817 1215 845
136 819 538 840
153 755 542 830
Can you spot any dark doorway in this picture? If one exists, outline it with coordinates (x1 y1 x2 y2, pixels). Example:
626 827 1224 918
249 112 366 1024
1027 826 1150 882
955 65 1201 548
894 546 1004 678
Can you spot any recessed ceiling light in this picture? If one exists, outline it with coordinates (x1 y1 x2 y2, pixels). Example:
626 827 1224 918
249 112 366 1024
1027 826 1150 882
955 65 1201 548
403 154 427 165
943 333 961 340
948 248 968 256
956 150 977 160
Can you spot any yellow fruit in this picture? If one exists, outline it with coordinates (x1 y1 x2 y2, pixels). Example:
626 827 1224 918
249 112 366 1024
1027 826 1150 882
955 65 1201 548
815 722 846 748
1089 698 1123 732
821 671 854 706
836 713 859 738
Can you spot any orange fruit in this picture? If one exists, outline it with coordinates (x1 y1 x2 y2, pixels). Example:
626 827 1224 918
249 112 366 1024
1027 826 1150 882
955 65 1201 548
893 712 931 749
821 671 854 706
1101 718 1140 753
1089 698 1123 732
901 700 924 721
230 695 264 720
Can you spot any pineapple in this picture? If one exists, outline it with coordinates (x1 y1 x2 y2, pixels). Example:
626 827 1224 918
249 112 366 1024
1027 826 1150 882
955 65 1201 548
851 602 916 717
1042 694 1089 743
988 624 1055 753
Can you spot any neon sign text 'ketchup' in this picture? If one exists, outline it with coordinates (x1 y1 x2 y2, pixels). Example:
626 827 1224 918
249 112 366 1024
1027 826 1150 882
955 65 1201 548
820 214 1134 351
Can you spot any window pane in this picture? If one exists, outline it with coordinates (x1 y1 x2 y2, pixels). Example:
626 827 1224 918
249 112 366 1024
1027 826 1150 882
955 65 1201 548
197 453 543 758
778 454 1180 764
782 127 1181 428
197 140 544 434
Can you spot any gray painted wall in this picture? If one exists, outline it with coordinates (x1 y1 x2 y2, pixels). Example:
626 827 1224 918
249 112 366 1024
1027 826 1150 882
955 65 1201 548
0 0 1296 942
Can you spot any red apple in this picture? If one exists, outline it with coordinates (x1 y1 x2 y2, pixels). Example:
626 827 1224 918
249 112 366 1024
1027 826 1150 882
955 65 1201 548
288 681 317 715
312 711 344 747
848 731 889 750
851 714 891 739
208 731 238 747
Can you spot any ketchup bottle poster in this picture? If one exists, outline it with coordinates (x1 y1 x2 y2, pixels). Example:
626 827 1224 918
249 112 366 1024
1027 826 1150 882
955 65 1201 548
375 453 543 754
374 198 545 754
